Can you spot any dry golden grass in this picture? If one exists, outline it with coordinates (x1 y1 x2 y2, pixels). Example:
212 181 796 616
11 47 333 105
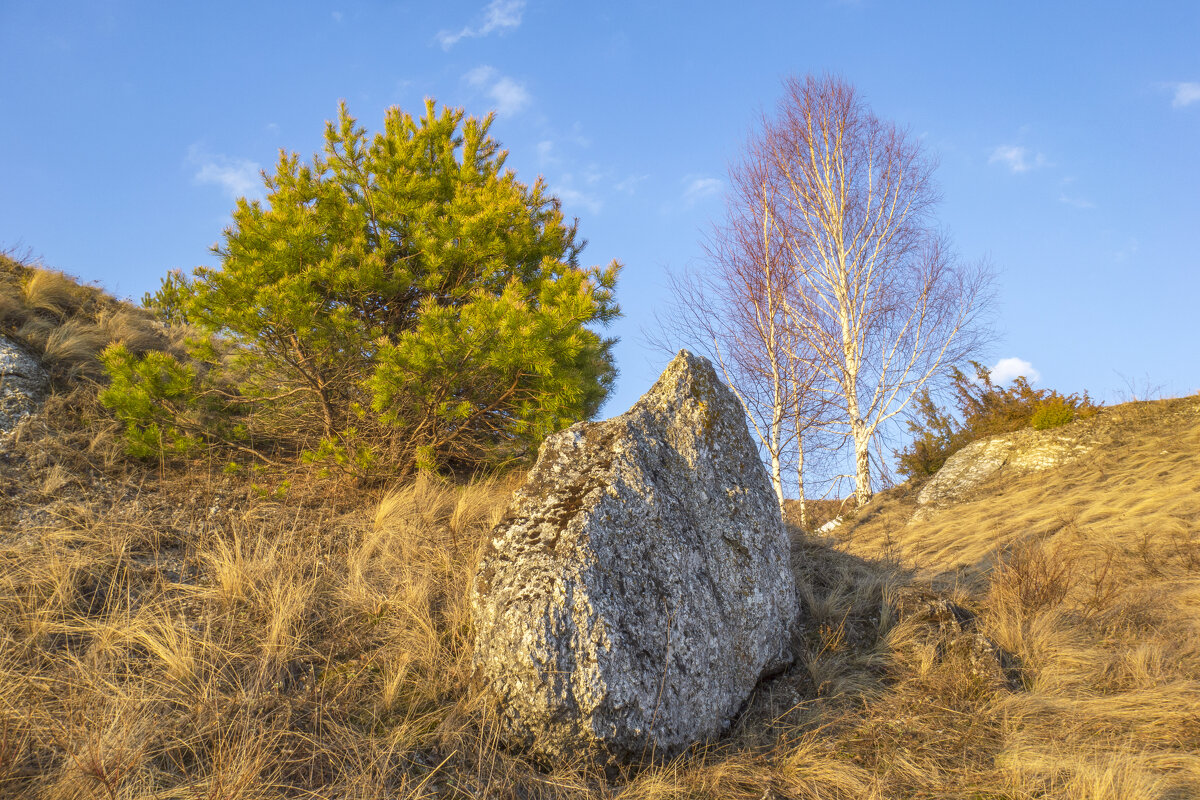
0 456 542 798
21 268 95 319
829 394 1200 798
0 253 168 382
2 337 1198 798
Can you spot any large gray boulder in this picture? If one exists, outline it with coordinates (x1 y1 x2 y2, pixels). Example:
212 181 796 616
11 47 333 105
472 350 797 763
0 335 47 435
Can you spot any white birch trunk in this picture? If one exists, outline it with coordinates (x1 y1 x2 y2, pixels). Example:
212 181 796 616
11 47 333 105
795 432 807 530
769 406 784 507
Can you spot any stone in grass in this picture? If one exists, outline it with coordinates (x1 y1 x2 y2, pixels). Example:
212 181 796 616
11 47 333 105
0 335 48 437
471 350 797 764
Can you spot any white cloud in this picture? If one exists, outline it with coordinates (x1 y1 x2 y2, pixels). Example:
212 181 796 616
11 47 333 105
438 0 524 49
463 65 496 87
989 145 1048 173
1171 82 1200 108
463 65 530 116
331 10 343 23
556 186 603 216
682 175 722 206
489 76 530 116
187 145 262 200
614 174 649 195
990 357 1040 384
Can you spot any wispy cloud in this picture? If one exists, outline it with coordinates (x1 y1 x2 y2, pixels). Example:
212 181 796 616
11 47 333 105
567 121 591 149
1170 82 1200 108
614 174 649 195
1058 193 1094 209
489 76 530 117
331 11 343 23
990 357 1040 384
1058 177 1094 209
464 65 531 116
438 0 524 49
187 145 262 200
556 185 603 215
1114 238 1139 263
682 175 722 206
581 165 606 185
988 145 1048 174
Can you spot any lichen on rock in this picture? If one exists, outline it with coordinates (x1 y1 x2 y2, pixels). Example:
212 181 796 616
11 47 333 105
471 350 798 763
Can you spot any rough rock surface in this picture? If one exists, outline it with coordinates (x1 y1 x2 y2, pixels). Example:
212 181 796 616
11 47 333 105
0 336 47 436
916 426 1098 512
472 350 797 763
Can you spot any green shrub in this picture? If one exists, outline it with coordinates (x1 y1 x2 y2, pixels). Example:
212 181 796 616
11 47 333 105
896 388 967 480
1031 398 1077 429
99 345 205 458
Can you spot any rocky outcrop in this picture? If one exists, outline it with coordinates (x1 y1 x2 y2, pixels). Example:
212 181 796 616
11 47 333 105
472 350 797 763
0 336 47 435
916 426 1098 513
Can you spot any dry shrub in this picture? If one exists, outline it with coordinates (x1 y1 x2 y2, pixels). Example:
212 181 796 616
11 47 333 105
13 315 54 352
0 291 24 329
614 738 874 800
997 744 1182 800
0 458 536 798
40 318 109 375
991 538 1076 616
837 394 1200 798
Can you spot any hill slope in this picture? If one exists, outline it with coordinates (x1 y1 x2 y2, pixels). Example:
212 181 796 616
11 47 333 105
816 394 1200 797
1 256 1197 799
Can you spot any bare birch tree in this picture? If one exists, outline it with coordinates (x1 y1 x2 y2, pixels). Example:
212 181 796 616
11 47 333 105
654 141 833 518
762 74 991 507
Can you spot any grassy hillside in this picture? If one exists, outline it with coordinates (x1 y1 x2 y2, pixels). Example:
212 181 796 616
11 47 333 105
1 262 1197 798
823 394 1200 797
0 252 171 385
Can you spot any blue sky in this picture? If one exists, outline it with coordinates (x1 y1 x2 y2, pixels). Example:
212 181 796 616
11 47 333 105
3 0 1198 419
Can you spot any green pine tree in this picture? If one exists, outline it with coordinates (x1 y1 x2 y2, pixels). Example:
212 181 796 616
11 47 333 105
117 99 620 476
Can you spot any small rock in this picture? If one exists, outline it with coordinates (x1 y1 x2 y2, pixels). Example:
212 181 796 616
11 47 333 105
0 335 48 436
817 516 843 534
